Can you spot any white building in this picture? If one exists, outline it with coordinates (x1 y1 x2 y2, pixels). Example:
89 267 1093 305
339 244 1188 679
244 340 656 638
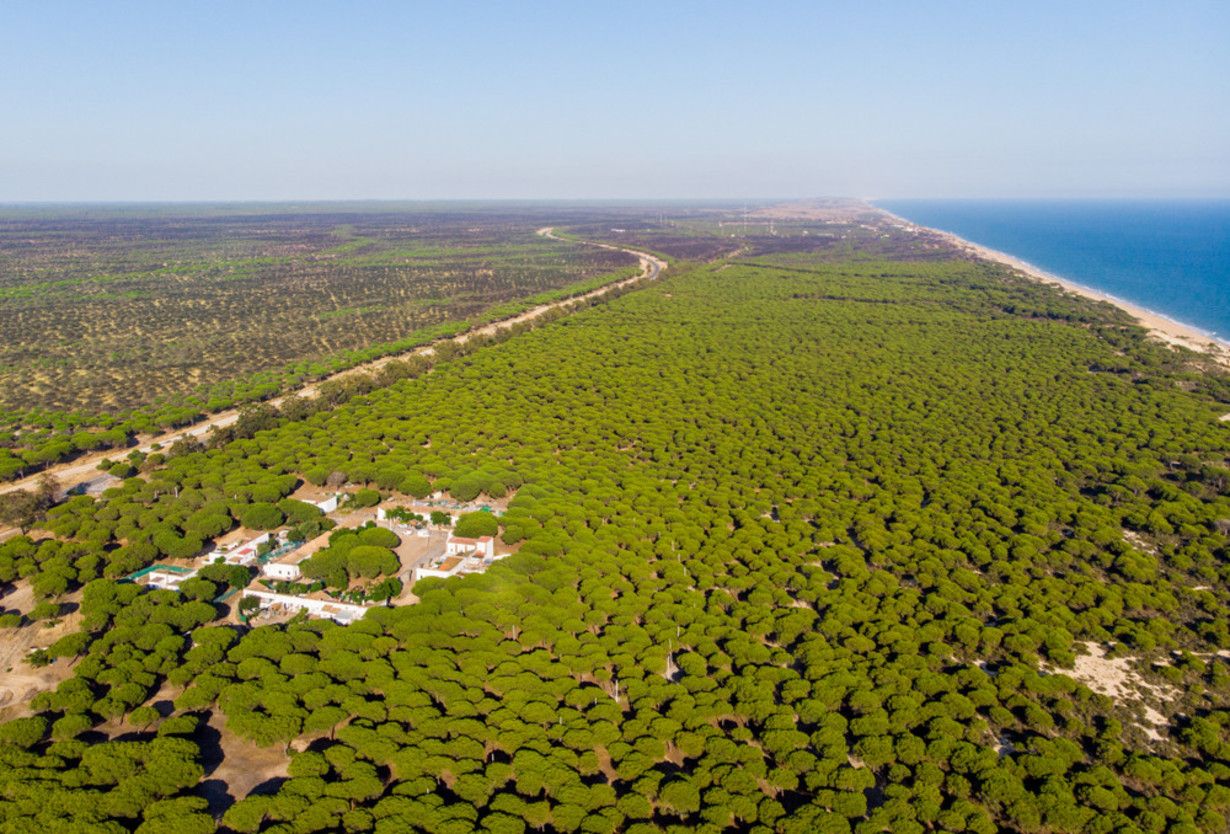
264 561 302 581
313 494 340 514
145 567 195 591
224 532 271 566
446 535 495 560
262 528 334 582
414 554 474 582
242 589 367 624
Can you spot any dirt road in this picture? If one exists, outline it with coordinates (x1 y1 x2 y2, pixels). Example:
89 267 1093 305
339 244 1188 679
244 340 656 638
0 231 665 505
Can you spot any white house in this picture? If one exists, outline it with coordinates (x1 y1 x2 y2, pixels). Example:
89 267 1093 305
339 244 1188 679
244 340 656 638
263 527 335 581
224 532 271 566
313 494 339 514
145 567 195 591
413 555 472 582
242 589 367 624
264 560 302 581
446 535 495 560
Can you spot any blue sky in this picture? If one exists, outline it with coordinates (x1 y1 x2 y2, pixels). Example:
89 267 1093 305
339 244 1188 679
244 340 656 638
1 1 1227 200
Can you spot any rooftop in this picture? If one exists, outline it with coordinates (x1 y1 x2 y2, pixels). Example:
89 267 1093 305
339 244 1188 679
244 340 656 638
437 555 465 572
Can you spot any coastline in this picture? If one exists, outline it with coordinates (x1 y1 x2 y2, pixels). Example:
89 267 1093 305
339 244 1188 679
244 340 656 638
876 208 1230 369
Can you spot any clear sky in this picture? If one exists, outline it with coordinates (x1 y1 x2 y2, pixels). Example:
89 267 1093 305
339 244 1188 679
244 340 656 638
2 1 1227 201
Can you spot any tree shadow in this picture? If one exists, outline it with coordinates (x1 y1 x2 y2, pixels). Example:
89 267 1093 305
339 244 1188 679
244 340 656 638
196 778 234 819
192 712 231 817
193 710 224 776
249 776 288 797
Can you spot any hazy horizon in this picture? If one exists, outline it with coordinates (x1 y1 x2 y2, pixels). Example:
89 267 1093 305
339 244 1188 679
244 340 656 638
3 1 1228 201
2 197 1229 209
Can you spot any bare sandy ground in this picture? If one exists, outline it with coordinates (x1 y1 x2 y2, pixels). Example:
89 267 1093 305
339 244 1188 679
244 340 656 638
0 582 81 719
876 208 1230 370
197 710 290 814
1048 642 1179 742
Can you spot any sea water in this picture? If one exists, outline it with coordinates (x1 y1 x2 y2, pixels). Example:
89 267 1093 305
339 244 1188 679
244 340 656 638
876 200 1230 341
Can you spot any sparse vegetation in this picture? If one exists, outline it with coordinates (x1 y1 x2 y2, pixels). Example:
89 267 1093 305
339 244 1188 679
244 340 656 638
0 205 640 479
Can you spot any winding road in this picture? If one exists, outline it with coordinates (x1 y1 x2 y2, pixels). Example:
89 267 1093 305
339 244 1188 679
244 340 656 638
0 230 665 510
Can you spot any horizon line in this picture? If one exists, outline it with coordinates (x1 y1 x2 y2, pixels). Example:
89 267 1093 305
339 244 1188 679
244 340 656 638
1 195 1229 207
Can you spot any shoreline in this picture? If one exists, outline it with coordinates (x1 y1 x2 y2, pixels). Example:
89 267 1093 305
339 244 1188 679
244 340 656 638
875 208 1230 369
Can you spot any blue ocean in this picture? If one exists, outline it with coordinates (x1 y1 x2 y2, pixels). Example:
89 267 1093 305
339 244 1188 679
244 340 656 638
876 200 1230 342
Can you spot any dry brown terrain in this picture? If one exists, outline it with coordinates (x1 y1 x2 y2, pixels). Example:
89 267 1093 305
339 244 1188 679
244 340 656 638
0 233 665 508
0 583 81 719
197 710 291 815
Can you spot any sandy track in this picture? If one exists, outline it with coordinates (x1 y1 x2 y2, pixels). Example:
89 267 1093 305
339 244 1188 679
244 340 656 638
0 232 666 508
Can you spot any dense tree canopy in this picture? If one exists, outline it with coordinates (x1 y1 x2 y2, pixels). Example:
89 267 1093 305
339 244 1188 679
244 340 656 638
298 525 401 589
454 511 499 539
1 226 1228 833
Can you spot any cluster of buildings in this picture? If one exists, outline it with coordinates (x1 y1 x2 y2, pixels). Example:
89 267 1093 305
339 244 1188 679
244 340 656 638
134 529 291 592
132 489 514 625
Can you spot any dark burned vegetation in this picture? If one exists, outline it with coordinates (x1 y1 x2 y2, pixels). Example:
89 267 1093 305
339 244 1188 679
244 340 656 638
561 201 963 265
0 207 634 416
0 211 1229 833
0 206 644 480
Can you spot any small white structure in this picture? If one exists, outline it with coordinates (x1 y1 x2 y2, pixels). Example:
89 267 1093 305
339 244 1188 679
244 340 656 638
447 535 495 560
264 561 302 581
313 494 340 514
262 529 330 582
145 568 195 591
224 532 271 566
242 589 367 624
414 555 474 582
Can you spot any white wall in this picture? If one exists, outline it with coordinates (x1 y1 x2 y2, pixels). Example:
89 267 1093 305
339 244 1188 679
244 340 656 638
264 562 301 581
447 537 495 559
243 589 366 624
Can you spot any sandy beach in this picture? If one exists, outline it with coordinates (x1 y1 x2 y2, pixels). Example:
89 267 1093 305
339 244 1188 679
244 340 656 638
875 208 1230 370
